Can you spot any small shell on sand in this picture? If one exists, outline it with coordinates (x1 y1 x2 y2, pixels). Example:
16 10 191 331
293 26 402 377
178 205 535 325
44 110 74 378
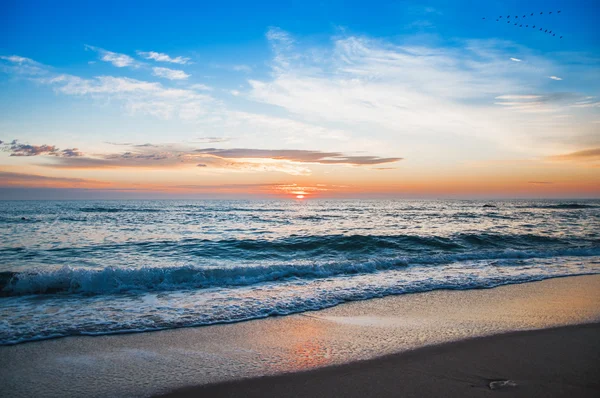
489 379 517 390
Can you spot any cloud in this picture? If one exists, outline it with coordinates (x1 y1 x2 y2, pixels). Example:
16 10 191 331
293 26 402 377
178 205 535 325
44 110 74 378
3 54 215 120
549 76 563 80
40 143 400 176
190 83 212 91
210 64 253 73
570 97 600 108
528 181 553 184
0 54 46 75
493 93 586 112
194 148 402 165
0 55 38 64
85 45 137 68
5 142 59 156
1 140 83 157
60 148 84 157
266 27 294 48
510 57 522 62
232 65 252 73
152 67 190 80
137 51 190 65
0 171 90 184
38 74 215 119
546 148 600 161
246 29 599 153
192 137 230 143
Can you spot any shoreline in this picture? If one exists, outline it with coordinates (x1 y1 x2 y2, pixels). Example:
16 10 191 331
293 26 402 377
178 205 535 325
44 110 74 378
1 274 599 397
2 272 598 346
157 322 600 398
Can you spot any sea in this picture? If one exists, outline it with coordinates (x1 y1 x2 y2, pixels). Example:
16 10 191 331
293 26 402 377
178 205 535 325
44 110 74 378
1 199 599 345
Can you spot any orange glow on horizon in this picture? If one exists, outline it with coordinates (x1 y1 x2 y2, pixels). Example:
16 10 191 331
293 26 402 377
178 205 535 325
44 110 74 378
296 195 305 199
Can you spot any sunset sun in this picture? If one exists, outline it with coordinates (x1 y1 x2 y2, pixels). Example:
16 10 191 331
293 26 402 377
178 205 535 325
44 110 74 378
296 195 305 199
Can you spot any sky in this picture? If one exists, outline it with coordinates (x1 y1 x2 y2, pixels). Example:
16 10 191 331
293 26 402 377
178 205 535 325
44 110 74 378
0 0 599 199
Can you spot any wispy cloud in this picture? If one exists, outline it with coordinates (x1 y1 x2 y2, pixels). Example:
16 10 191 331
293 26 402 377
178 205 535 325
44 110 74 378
0 54 46 75
493 93 583 112
85 45 138 68
549 75 563 81
510 57 522 62
194 148 402 165
137 51 190 65
152 67 190 80
37 74 215 119
190 83 213 91
210 63 253 73
0 171 102 187
38 142 401 175
0 55 38 64
546 148 600 161
232 65 252 72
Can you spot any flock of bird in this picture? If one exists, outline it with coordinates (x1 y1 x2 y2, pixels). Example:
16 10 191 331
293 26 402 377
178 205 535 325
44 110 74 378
482 11 564 39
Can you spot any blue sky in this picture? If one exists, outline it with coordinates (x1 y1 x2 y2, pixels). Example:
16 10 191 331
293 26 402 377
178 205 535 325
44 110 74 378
0 0 599 198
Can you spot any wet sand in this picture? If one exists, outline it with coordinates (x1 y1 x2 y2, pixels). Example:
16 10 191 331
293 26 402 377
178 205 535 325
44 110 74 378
1 275 599 397
159 323 600 398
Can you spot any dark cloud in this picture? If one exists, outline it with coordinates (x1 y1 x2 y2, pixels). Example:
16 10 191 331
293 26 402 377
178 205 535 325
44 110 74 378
194 148 402 165
8 143 59 156
60 148 84 157
196 163 207 167
1 140 83 158
546 148 600 161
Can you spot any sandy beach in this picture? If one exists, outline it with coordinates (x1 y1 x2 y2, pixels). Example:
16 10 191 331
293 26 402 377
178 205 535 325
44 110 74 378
2 275 600 397
160 323 600 398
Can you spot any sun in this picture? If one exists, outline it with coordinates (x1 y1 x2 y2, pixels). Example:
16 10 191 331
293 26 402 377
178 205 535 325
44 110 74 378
296 195 305 199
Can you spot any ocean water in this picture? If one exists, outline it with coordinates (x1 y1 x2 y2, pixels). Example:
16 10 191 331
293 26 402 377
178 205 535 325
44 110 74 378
0 199 599 345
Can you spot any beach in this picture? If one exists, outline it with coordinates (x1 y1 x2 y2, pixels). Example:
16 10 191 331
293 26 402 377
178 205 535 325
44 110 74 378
162 324 600 398
2 274 599 397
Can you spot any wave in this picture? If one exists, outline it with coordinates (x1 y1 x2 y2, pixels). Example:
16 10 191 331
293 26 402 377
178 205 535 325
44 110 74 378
519 203 598 210
3 247 599 297
2 269 599 346
78 207 163 213
1 232 590 258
